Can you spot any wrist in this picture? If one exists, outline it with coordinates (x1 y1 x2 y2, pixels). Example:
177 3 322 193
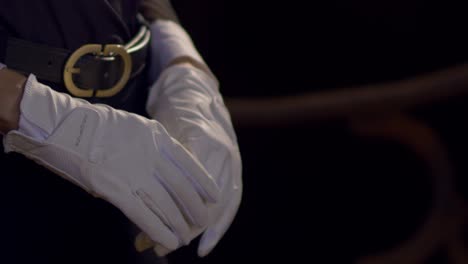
18 74 90 139
167 56 216 80
0 68 27 133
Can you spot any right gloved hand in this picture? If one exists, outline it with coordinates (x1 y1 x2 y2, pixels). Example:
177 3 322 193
3 75 221 253
132 14 242 257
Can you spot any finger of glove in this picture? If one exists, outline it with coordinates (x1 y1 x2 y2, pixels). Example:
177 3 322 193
136 182 192 245
158 133 220 203
198 189 242 257
155 152 211 228
113 190 180 251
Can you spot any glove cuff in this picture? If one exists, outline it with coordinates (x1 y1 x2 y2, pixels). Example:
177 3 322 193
148 20 205 82
18 74 89 139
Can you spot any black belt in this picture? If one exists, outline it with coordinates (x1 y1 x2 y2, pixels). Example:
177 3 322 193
0 20 150 98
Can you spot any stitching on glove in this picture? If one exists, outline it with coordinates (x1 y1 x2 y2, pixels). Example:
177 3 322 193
153 173 197 227
160 143 216 203
134 189 176 235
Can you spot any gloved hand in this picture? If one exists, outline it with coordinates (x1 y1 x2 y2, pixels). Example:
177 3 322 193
3 75 221 253
136 63 242 257
127 14 243 256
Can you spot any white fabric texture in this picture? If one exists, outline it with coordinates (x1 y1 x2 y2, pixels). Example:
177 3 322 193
0 62 5 70
3 74 221 252
146 63 242 257
6 18 242 258
146 19 242 257
148 19 205 83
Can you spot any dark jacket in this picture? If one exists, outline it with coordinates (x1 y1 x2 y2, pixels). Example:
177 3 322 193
0 1 161 263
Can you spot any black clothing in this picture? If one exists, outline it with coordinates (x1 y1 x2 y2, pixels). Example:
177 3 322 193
0 1 163 263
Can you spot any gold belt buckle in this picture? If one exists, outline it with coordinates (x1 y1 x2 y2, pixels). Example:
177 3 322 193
63 44 132 98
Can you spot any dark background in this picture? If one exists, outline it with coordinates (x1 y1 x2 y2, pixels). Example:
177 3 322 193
168 1 468 263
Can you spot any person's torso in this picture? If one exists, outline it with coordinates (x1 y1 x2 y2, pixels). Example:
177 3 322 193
0 1 160 263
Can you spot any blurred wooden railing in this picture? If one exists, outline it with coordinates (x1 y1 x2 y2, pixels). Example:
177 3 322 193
225 63 468 128
224 63 468 263
353 116 467 264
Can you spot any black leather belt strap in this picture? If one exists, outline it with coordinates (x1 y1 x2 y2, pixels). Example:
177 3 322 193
0 22 150 96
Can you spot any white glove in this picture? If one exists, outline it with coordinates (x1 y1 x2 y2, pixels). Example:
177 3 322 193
3 75 221 252
143 19 242 257
148 19 205 83
146 63 242 257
